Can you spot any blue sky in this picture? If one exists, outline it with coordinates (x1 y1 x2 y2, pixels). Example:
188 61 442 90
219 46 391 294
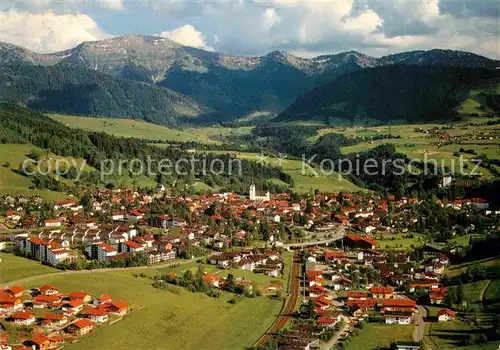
0 0 498 59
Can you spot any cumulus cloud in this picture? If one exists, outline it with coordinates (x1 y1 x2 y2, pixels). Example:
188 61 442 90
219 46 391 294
0 10 111 53
0 0 499 59
159 25 213 50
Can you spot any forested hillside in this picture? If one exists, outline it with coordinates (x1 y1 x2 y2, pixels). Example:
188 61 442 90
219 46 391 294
0 104 292 193
275 65 500 124
0 63 213 127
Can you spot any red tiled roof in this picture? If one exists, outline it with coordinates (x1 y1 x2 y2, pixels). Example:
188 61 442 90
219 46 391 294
382 299 416 308
72 319 93 329
42 312 65 321
69 291 90 299
11 312 35 320
82 308 108 316
346 298 377 309
324 251 346 259
98 294 112 302
125 240 142 249
437 308 456 317
39 285 59 293
7 286 24 295
98 243 116 252
65 299 84 308
346 234 377 246
317 316 337 325
370 286 394 294
35 294 61 302
29 237 50 246
111 300 128 310
0 292 16 303
347 291 369 299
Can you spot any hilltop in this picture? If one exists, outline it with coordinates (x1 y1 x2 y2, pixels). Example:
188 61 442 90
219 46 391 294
1 36 498 121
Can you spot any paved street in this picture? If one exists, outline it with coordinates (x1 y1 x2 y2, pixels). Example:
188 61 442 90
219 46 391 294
413 305 428 342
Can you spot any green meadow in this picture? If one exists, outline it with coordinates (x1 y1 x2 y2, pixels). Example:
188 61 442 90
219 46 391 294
15 268 282 350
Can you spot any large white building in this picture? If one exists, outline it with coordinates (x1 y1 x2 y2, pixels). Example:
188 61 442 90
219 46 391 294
249 184 270 202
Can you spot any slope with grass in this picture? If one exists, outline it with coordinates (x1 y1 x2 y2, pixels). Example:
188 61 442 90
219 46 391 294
16 269 282 350
343 324 414 350
206 151 362 193
0 143 82 201
0 252 59 284
50 114 224 144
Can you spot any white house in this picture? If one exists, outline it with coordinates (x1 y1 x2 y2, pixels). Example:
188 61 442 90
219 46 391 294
11 312 36 326
385 314 412 325
437 309 456 322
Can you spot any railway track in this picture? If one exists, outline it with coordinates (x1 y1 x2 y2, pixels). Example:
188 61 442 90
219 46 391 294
257 250 301 345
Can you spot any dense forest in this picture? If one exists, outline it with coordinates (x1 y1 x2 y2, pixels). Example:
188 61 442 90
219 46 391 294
0 63 215 127
275 65 500 124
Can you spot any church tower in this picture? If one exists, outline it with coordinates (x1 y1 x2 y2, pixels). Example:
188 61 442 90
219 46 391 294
249 184 256 201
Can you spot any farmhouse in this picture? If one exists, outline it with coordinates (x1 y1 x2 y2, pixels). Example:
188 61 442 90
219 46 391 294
39 285 59 296
370 286 394 299
41 312 68 327
82 308 109 323
62 299 84 315
6 286 25 298
344 234 377 249
11 312 36 326
437 308 456 322
67 318 94 336
33 294 63 308
0 292 23 312
30 333 65 349
69 291 92 303
106 301 129 316
384 312 413 325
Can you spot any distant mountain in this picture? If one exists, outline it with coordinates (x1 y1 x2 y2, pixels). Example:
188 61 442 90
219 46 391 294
274 65 500 124
1 36 499 120
0 62 212 126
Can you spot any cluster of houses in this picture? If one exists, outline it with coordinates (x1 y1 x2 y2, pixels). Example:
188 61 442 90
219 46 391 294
298 242 459 330
0 284 128 349
12 225 176 266
207 249 283 277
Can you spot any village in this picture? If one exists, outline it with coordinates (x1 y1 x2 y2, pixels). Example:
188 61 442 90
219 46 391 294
0 185 499 349
0 283 129 349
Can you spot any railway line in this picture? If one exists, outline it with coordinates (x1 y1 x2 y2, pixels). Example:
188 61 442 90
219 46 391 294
257 249 301 345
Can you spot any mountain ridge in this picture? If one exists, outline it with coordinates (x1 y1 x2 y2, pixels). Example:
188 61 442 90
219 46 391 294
1 35 499 121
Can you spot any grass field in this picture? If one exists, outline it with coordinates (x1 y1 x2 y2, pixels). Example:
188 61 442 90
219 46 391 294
0 144 79 201
445 256 500 278
462 280 491 304
375 233 426 249
343 324 413 350
16 270 282 350
50 114 254 145
424 321 499 349
312 119 500 178
0 252 59 284
206 151 363 193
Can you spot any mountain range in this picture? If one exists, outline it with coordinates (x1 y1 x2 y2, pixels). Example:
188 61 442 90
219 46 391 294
0 34 499 125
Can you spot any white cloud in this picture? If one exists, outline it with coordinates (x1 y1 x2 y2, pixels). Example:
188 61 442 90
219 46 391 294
0 10 111 53
0 0 124 12
159 25 213 50
262 8 282 30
